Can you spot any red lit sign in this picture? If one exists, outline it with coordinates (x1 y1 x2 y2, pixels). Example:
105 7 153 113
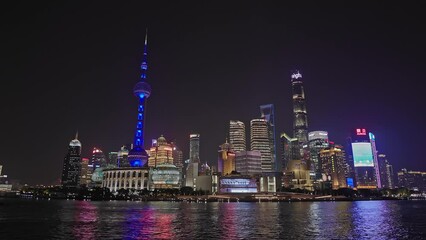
356 128 367 136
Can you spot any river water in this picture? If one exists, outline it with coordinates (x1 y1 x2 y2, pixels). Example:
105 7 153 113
1 198 425 239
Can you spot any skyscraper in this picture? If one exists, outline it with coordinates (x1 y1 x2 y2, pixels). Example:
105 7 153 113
170 141 184 170
260 104 277 171
291 70 308 144
90 147 107 171
235 151 262 176
250 119 272 172
308 131 330 180
319 145 347 189
61 133 82 187
117 145 130 167
280 132 299 172
378 154 394 189
189 134 200 163
108 152 118 167
128 31 152 167
186 134 200 188
349 128 379 189
79 157 90 186
229 120 246 152
148 135 174 167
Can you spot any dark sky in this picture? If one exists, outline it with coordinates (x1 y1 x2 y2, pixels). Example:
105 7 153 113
1 1 425 185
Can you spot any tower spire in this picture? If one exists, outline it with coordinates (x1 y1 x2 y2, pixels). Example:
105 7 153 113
75 131 78 140
140 28 148 80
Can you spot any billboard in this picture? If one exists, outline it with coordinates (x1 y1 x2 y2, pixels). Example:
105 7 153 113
352 142 374 167
219 178 258 193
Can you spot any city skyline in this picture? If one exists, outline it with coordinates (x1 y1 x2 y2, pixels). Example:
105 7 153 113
1 2 425 185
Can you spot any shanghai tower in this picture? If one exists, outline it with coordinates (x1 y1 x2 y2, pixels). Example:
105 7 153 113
291 70 308 144
128 31 152 167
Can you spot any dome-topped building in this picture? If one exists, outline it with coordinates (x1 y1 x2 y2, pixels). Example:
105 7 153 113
148 135 174 167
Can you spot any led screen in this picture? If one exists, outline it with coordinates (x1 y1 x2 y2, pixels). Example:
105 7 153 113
352 142 374 167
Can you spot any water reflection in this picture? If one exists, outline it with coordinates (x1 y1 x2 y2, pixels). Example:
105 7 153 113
1 199 425 239
73 201 98 240
123 203 176 239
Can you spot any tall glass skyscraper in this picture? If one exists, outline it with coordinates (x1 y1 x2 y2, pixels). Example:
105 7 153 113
186 134 200 188
250 119 272 172
291 70 308 144
229 120 246 152
61 133 82 187
128 31 152 167
349 128 380 189
308 131 330 180
189 134 200 163
260 104 277 171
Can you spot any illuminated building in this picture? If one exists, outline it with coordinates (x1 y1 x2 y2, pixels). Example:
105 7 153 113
291 70 308 144
229 120 246 152
235 151 262 176
199 162 212 176
170 141 183 170
308 131 329 180
259 172 278 193
348 128 380 189
189 134 200 163
250 119 273 172
219 176 258 193
378 154 394 189
319 145 347 190
90 147 107 171
0 165 12 192
102 168 149 192
217 140 236 175
117 145 130 167
260 104 277 171
280 71 312 190
397 169 426 192
150 164 181 189
185 134 200 189
61 133 82 188
108 152 118 167
79 157 91 186
148 135 174 167
280 132 299 172
128 31 151 167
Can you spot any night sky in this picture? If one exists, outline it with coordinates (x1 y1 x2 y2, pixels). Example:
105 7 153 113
1 1 425 185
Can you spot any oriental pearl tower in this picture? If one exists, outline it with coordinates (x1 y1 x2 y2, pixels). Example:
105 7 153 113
128 31 152 167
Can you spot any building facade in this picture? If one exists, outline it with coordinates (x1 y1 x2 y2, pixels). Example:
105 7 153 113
217 140 236 175
260 104 277 171
148 135 174 167
348 128 380 189
319 145 347 190
308 131 330 180
235 151 262 176
250 119 273 172
102 168 150 192
61 133 82 187
397 169 426 192
229 120 246 153
291 70 308 144
378 154 394 189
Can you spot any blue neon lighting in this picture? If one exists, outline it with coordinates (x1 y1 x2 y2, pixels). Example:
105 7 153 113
131 160 141 167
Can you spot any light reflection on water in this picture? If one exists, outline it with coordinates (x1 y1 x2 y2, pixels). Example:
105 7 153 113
0 199 425 239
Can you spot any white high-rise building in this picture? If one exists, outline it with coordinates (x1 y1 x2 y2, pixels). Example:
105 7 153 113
229 120 246 152
250 119 272 172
